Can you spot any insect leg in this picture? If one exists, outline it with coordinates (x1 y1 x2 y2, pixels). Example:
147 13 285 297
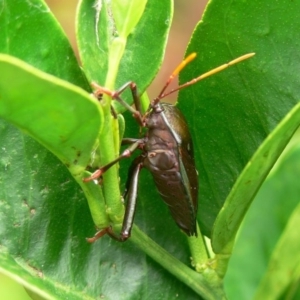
91 82 144 126
108 156 143 242
121 138 141 145
86 157 143 242
83 140 143 182
86 227 111 243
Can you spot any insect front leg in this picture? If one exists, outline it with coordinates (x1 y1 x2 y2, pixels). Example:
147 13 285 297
91 81 144 126
111 81 141 114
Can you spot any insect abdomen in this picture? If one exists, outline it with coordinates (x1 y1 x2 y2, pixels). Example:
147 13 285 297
144 103 198 235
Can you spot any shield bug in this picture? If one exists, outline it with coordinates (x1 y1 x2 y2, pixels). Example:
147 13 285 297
84 52 255 242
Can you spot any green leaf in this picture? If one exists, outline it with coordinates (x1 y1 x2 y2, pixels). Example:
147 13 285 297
112 0 148 38
0 0 89 89
7 0 300 298
254 201 300 300
0 273 31 300
178 0 300 243
0 54 109 232
0 123 98 300
0 1 214 299
224 142 300 300
0 55 102 169
213 102 300 253
77 0 173 106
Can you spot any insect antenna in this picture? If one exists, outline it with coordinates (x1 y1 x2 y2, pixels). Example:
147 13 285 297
156 52 255 102
152 53 197 106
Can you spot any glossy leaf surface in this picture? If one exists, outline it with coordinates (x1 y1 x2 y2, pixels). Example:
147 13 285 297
0 0 203 299
178 0 300 244
0 0 89 88
0 55 102 169
225 142 300 300
1 0 300 298
77 0 172 109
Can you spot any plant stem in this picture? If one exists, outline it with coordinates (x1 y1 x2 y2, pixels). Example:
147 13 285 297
188 223 209 272
131 225 227 300
99 36 127 222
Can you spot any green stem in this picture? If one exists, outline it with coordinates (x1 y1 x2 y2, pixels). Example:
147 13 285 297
72 170 109 228
188 223 209 272
99 36 127 222
98 105 123 223
214 237 234 278
131 225 227 300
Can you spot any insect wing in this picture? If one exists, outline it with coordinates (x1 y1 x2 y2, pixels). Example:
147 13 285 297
161 104 198 235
